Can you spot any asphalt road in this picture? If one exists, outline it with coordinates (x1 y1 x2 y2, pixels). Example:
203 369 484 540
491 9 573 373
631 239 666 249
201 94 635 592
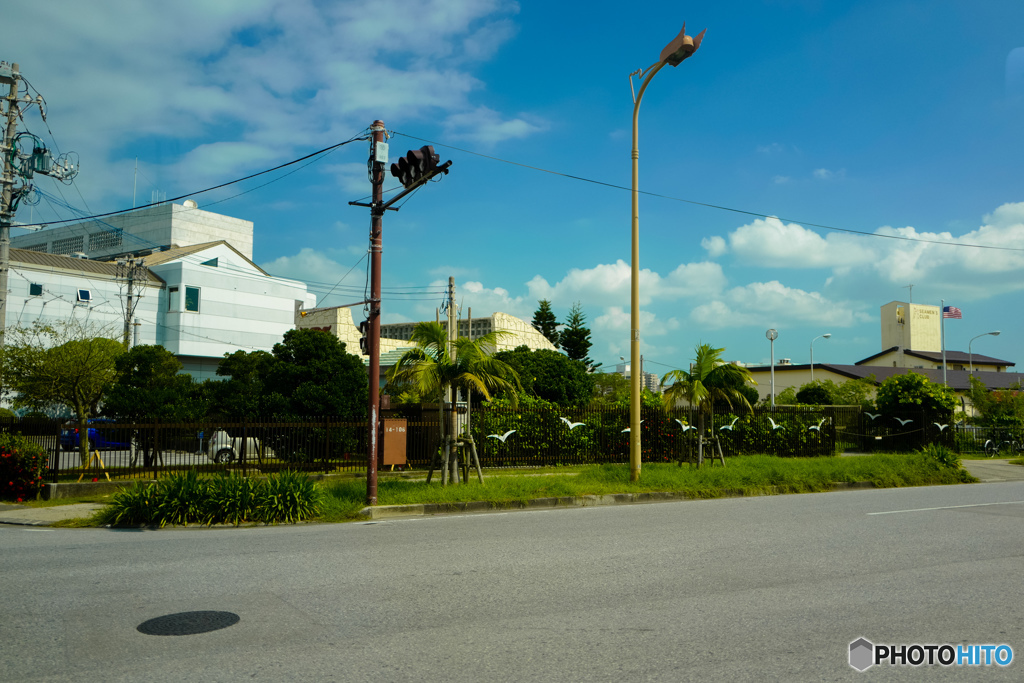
2 482 1023 682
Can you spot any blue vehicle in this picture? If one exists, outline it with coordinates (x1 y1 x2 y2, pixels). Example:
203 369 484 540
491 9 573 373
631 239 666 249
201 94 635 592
60 418 132 451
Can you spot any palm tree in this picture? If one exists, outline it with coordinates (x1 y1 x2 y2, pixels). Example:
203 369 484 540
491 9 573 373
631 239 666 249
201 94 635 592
386 321 521 484
661 343 756 466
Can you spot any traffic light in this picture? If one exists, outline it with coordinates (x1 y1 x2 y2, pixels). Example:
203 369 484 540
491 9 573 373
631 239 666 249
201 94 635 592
390 145 440 189
359 319 370 354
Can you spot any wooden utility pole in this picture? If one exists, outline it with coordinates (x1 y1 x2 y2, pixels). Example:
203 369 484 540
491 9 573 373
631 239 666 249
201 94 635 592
365 120 386 505
0 63 21 351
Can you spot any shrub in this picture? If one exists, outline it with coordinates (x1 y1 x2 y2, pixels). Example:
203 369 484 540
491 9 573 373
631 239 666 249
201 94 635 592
156 470 208 527
920 444 973 483
206 472 264 526
100 481 159 525
99 469 321 526
0 432 49 502
257 470 322 524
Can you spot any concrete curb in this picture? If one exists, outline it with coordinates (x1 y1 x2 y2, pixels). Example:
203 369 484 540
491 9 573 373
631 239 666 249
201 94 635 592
357 481 877 520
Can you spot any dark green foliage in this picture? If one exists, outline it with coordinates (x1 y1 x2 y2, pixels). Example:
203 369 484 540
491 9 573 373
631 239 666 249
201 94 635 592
967 376 1024 441
0 432 48 501
493 346 595 407
796 382 832 405
155 470 207 527
103 345 206 421
920 444 974 482
531 300 560 349
98 469 322 526
257 470 323 524
205 472 263 526
558 302 596 368
215 329 368 420
876 372 956 421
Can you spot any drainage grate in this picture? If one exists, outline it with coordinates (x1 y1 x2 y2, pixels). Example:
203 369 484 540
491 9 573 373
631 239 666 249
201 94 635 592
137 611 240 636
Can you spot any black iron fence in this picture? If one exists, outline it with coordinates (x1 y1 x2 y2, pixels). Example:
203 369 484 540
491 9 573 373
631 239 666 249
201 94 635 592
0 404 974 482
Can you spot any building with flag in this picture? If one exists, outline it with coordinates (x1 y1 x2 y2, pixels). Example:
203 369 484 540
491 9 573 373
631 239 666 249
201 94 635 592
743 300 1020 406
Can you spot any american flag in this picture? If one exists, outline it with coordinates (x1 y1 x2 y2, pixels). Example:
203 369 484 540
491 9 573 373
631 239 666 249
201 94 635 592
943 306 962 319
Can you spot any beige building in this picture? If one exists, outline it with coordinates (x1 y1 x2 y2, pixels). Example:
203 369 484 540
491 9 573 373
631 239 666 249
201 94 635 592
294 308 559 360
744 300 1020 405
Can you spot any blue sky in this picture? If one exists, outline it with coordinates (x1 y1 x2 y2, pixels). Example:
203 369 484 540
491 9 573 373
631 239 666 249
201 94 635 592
3 0 1023 375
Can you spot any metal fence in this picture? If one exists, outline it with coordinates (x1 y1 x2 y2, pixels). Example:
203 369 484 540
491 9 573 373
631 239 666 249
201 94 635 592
0 404 976 482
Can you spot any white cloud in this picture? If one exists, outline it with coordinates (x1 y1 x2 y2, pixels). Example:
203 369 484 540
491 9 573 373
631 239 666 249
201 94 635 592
691 281 871 329
727 217 872 268
701 235 727 257
442 106 548 146
773 176 791 184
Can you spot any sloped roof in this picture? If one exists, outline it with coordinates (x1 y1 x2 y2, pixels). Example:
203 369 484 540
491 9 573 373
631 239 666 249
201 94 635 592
854 346 1012 367
11 248 165 284
748 363 1024 392
124 240 269 276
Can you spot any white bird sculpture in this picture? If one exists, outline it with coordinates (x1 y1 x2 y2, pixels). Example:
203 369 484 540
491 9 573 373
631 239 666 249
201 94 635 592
768 417 784 431
894 417 913 426
933 423 948 432
560 417 586 430
487 430 516 443
674 419 695 432
719 417 740 431
621 420 644 433
865 412 881 421
808 418 827 432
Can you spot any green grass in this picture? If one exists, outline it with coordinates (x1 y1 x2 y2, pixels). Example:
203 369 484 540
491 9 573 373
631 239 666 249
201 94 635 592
318 453 976 522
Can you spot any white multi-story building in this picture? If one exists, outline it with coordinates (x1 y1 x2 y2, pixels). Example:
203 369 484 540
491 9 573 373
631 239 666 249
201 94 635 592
8 204 314 380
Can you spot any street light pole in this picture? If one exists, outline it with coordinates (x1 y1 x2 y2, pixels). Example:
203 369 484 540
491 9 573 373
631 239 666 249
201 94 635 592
766 329 778 407
809 333 831 382
968 331 1000 374
628 23 705 482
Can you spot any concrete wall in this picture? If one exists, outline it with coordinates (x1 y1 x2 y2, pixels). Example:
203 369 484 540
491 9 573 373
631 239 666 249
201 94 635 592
8 259 161 345
12 202 255 261
880 301 941 354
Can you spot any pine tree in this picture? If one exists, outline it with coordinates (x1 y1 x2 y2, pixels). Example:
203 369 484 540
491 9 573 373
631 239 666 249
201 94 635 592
531 300 560 349
559 302 596 369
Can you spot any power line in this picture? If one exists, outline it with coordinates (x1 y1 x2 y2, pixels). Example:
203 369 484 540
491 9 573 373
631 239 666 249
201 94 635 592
391 131 1024 254
15 133 369 229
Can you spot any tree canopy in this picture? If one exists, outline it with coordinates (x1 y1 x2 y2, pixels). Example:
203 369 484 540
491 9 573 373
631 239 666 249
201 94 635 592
875 372 956 420
3 323 124 464
103 345 206 422
531 300 560 349
493 345 594 407
216 329 367 419
559 302 596 369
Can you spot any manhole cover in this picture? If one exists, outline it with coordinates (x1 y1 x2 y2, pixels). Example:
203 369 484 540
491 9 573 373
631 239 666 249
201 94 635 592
137 610 240 636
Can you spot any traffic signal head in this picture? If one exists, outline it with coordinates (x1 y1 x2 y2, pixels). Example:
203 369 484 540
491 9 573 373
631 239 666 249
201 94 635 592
359 319 370 354
390 145 441 189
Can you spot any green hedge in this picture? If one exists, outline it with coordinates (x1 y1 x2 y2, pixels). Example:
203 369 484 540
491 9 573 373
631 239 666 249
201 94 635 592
0 432 49 502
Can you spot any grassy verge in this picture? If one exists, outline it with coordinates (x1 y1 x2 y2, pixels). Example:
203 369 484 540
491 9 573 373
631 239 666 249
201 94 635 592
317 452 975 522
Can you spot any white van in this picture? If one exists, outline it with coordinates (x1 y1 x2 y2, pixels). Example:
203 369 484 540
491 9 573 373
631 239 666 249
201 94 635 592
206 430 262 463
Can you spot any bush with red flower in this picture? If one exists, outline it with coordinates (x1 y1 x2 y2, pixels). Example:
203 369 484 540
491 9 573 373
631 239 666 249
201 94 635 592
0 432 48 502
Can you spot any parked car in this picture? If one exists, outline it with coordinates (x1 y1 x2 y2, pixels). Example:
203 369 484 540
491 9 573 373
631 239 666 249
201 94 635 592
60 418 132 451
206 430 262 464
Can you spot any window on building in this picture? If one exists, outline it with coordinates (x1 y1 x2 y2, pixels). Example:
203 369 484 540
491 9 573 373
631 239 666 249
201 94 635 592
77 289 91 303
168 286 179 311
185 286 200 312
29 283 43 296
201 257 218 267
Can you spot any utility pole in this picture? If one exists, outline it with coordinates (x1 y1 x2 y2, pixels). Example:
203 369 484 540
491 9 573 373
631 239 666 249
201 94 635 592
446 276 457 484
0 63 21 351
348 121 452 505
366 120 386 506
0 61 77 351
116 255 147 348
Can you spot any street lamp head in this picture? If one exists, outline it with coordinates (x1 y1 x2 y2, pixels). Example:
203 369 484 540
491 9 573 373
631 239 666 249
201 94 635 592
659 23 707 67
991 331 1001 336
766 328 778 341
823 333 832 339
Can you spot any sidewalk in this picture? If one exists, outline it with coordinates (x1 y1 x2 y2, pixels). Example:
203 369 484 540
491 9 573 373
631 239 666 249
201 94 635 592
960 458 1024 483
0 503 105 527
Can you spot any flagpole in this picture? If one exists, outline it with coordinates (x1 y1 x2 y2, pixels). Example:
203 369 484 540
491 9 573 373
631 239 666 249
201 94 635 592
941 299 947 386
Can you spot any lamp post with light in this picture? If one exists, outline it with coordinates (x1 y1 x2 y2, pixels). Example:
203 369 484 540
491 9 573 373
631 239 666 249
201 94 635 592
968 331 1000 374
628 23 705 482
766 329 778 407
809 333 831 382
